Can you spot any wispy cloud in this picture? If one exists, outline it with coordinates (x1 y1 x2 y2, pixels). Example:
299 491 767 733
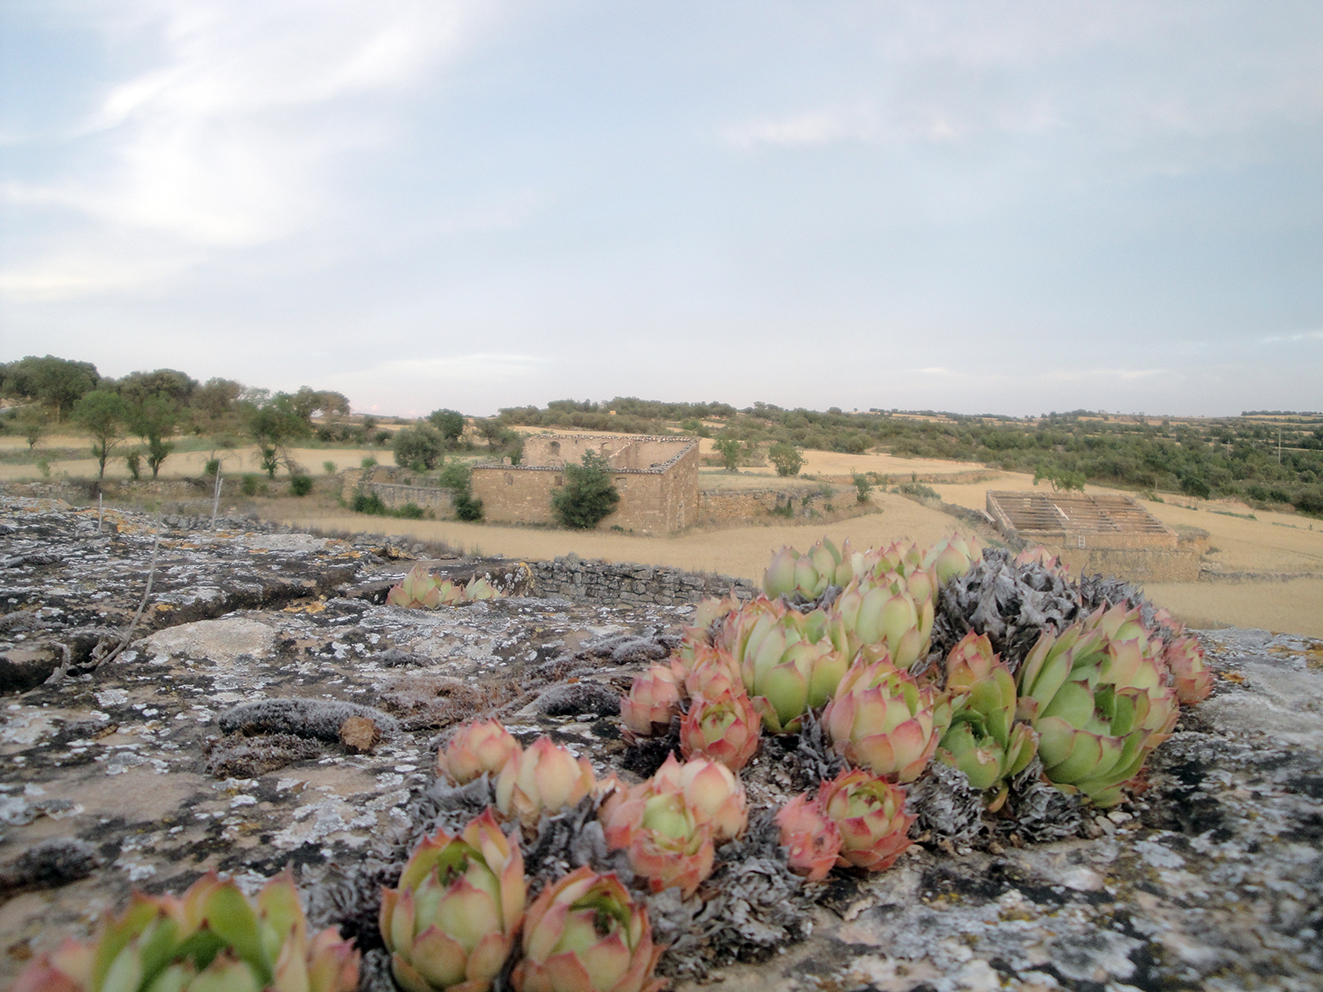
723 106 877 148
1261 329 1323 344
1 0 492 297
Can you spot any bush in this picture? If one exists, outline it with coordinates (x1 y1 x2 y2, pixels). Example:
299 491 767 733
1180 475 1211 500
323 460 336 475
204 458 221 478
352 491 386 515
124 450 142 481
769 442 804 477
893 481 940 501
437 461 472 489
290 475 313 497
454 490 484 521
241 474 261 496
850 472 871 503
361 456 377 469
392 424 444 471
551 451 620 529
397 502 424 519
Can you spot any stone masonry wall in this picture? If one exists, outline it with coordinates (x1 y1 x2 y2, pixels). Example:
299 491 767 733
340 468 457 516
531 555 759 606
696 486 840 525
471 436 700 534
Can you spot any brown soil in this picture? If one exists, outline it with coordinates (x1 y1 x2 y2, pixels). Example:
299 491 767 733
6 437 1321 638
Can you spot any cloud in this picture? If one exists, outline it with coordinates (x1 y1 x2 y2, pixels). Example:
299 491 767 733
1 0 493 297
723 106 877 148
1261 329 1323 344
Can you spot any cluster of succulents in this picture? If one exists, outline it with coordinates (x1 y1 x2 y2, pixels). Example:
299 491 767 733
10 871 359 992
13 532 1215 992
387 565 503 609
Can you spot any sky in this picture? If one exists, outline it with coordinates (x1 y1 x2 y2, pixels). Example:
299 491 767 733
2 1 1321 419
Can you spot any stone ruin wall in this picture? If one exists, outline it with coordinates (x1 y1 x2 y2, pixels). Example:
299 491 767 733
340 467 457 515
470 435 700 534
531 555 758 606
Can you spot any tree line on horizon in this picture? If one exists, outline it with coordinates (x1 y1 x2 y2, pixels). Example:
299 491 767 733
2 355 1321 516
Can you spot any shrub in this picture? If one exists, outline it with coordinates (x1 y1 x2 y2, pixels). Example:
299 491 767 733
241 474 261 496
398 502 425 519
714 436 743 472
124 450 142 481
893 481 940 501
323 460 336 474
204 457 221 478
290 475 313 497
851 471 872 503
1180 475 1211 500
551 451 620 529
438 461 472 489
454 489 484 521
352 491 386 515
361 456 377 469
769 442 804 477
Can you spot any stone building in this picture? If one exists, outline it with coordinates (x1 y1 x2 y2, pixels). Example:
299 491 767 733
470 434 699 534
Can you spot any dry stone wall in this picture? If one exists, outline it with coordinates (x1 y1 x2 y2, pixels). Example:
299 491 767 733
531 554 758 606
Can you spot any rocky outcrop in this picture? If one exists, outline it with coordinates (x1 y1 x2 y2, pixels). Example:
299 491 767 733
1 495 1320 991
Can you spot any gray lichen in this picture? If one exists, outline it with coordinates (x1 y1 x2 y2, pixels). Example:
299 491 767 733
218 697 400 741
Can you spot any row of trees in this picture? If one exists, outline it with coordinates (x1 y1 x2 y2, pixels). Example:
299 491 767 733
1 355 355 483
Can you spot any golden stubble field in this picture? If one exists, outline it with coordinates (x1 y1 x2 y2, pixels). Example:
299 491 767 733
5 436 1321 638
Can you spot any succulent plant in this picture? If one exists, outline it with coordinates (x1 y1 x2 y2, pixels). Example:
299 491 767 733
817 768 914 871
386 566 505 609
510 867 663 992
495 736 597 828
679 686 761 772
1163 633 1212 705
10 871 359 992
388 564 447 609
601 786 715 897
1016 621 1180 806
822 659 952 782
379 809 525 992
774 793 842 882
830 571 934 671
648 753 749 843
619 664 683 738
763 536 857 601
717 597 850 733
924 532 986 586
437 720 523 786
936 632 1038 810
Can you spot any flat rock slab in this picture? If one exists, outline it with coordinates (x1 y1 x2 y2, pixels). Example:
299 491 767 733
1 497 1321 991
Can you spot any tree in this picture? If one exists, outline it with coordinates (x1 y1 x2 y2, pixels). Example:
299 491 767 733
1034 463 1086 493
769 442 804 477
551 451 620 529
714 436 743 472
291 386 351 428
851 471 873 503
115 369 196 407
427 409 466 447
127 394 180 478
191 377 244 431
392 424 445 471
18 406 47 451
74 389 129 482
246 394 309 478
2 355 99 421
